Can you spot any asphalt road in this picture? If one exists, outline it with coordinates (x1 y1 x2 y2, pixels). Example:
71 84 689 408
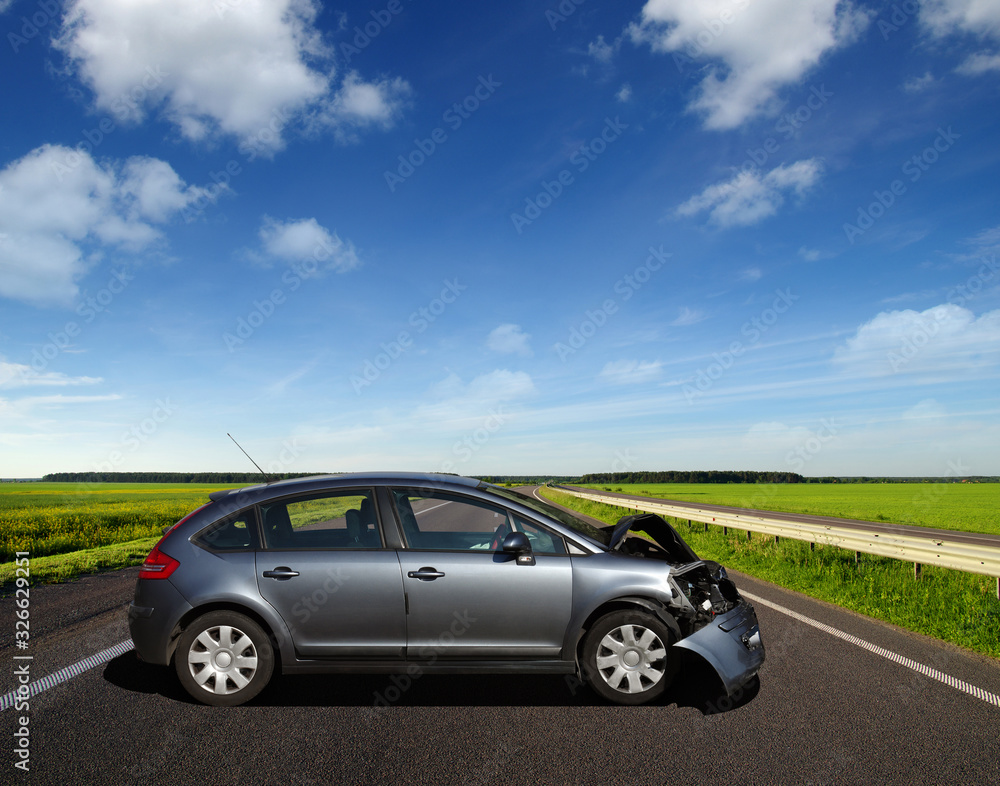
2 492 999 785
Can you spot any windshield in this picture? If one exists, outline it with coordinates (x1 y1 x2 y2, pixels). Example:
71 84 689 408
479 483 611 548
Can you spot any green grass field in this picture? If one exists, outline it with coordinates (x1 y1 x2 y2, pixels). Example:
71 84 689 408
541 487 1000 659
0 483 239 582
578 482 1000 535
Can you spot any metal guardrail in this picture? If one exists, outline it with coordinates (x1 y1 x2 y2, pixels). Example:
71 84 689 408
552 486 1000 598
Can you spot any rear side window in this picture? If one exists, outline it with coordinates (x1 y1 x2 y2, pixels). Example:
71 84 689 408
259 489 382 549
194 509 259 551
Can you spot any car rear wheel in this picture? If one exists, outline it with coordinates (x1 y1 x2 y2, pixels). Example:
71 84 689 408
175 611 274 707
581 610 677 705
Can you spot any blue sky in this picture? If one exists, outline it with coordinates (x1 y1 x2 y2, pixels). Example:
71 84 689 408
1 0 999 478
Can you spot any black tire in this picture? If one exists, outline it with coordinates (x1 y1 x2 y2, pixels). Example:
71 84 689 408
581 610 677 705
175 611 274 707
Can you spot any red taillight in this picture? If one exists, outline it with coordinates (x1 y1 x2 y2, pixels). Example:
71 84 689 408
138 503 210 580
139 544 180 580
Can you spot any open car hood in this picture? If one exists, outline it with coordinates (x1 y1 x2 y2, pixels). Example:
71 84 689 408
608 513 701 564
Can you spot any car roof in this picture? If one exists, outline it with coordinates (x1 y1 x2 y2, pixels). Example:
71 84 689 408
207 471 482 503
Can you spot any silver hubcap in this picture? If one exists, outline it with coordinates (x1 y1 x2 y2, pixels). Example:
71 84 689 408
187 625 258 696
595 624 667 694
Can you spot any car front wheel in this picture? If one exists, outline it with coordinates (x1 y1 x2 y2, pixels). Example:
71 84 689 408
581 610 677 705
175 611 274 706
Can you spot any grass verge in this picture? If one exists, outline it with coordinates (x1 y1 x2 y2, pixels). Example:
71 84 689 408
0 537 158 594
541 487 1000 659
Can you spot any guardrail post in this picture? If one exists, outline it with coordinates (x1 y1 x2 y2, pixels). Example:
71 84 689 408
810 542 815 552
747 530 752 541
914 562 922 580
855 551 861 565
774 535 780 545
704 522 708 532
723 526 728 535
996 577 999 601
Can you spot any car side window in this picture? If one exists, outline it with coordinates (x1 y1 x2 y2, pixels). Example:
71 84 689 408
195 509 259 551
259 489 382 549
391 489 514 552
511 513 567 555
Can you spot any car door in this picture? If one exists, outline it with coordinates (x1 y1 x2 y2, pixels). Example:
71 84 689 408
254 488 406 660
391 488 574 661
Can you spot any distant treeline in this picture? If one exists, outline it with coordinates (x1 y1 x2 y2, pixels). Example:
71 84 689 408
41 472 324 484
581 470 805 484
478 476 580 485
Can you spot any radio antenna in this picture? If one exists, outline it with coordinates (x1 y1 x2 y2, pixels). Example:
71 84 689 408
227 433 275 482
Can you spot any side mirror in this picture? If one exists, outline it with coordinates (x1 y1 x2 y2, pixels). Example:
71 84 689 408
501 532 535 565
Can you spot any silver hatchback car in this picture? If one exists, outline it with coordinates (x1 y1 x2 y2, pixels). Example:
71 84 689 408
128 473 764 706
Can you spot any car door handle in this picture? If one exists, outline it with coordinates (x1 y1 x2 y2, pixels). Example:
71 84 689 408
407 567 445 581
263 567 300 579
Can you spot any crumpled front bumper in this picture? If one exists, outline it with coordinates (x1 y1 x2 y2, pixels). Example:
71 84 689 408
673 599 764 695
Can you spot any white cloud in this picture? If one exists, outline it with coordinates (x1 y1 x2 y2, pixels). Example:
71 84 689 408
677 158 823 227
599 359 663 384
0 360 101 390
54 0 408 151
587 35 620 63
616 83 633 102
418 369 535 428
0 145 209 306
487 324 533 356
467 369 536 400
920 0 1000 39
258 216 359 273
739 267 763 282
630 0 868 129
920 0 1000 74
834 304 1000 376
903 71 937 92
314 72 412 142
670 307 707 326
956 51 1000 74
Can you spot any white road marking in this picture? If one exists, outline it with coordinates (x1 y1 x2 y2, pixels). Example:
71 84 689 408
742 591 1000 709
414 501 452 516
1 639 135 711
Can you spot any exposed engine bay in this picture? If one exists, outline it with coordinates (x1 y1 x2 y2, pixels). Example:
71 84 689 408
609 514 742 635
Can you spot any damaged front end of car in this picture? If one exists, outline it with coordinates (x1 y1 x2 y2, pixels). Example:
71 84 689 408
611 513 766 695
